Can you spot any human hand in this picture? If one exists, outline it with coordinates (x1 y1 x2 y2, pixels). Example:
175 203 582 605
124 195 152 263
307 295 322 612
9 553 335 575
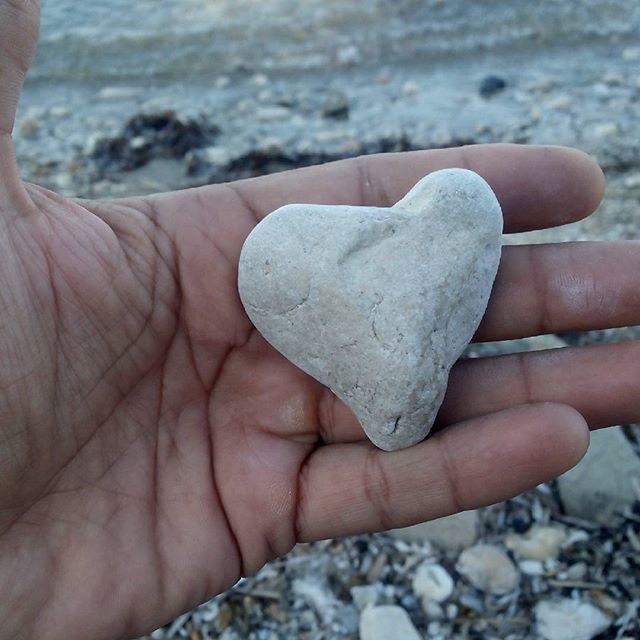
2 3 639 639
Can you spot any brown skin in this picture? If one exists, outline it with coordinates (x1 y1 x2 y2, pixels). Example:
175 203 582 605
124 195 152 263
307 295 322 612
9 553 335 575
2 2 640 639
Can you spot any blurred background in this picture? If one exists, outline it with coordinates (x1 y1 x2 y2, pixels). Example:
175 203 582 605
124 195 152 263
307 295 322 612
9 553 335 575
14 1 640 639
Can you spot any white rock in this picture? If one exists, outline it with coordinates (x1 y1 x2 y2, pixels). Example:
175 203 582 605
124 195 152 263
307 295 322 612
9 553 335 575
198 146 232 166
546 95 572 110
392 511 479 551
564 562 588 581
251 73 270 86
422 599 444 619
623 172 640 189
49 105 71 118
505 525 566 561
622 46 640 61
336 45 361 66
603 71 624 86
293 578 339 623
255 106 292 122
592 122 620 138
558 426 640 523
238 169 503 450
350 584 381 611
535 599 612 640
456 544 519 595
519 559 544 576
98 86 143 100
359 605 422 640
412 562 454 603
402 81 420 96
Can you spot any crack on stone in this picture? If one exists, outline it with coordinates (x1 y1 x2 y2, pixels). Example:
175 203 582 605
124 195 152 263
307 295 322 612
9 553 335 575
383 415 401 436
369 294 385 347
281 288 310 313
244 282 311 315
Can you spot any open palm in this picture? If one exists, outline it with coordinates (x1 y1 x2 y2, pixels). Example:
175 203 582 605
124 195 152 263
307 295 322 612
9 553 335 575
2 3 640 639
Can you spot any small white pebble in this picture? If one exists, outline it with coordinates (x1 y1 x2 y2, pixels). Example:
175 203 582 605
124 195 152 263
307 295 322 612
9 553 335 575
519 560 545 576
456 544 519 595
251 73 269 86
535 599 611 640
402 81 419 96
412 561 454 603
359 605 421 640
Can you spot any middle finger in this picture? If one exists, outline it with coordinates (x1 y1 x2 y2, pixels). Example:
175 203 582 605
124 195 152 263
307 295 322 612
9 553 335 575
476 241 640 342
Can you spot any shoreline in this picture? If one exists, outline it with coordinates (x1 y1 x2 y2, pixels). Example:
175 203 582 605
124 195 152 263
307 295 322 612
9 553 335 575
14 40 640 203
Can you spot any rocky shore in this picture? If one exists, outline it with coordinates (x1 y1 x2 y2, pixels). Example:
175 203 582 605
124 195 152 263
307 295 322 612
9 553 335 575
14 39 640 200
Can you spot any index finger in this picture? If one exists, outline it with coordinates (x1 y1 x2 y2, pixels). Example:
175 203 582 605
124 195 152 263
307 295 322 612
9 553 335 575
225 143 605 233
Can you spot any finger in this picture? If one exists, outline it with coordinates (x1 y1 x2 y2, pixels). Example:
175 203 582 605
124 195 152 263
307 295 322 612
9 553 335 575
477 241 640 341
0 0 38 135
0 1 40 209
222 143 604 233
441 341 640 429
297 403 588 541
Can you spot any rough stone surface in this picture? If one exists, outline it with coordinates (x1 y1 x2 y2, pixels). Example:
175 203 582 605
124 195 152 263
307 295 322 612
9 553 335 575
359 605 422 640
456 544 519 595
412 561 454 603
238 169 503 450
535 599 612 640
391 510 479 551
558 426 640 522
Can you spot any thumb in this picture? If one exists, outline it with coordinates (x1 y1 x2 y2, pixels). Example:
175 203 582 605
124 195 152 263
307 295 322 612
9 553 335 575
0 1 39 208
0 0 39 136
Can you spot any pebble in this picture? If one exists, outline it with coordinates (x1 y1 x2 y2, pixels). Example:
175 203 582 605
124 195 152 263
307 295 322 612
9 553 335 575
623 172 640 188
558 426 640 522
422 599 444 619
603 71 624 86
412 562 454 603
402 81 419 96
519 560 545 576
189 145 232 167
350 584 381 611
254 106 292 122
49 105 71 118
546 95 572 110
18 117 41 139
359 606 422 640
251 73 270 86
535 599 612 640
336 45 361 66
313 128 351 144
479 75 507 98
456 544 519 595
392 510 479 552
564 562 588 581
322 91 350 119
505 525 566 561
622 46 640 61
98 86 143 100
529 76 556 93
592 122 619 138
292 577 339 623
238 169 503 450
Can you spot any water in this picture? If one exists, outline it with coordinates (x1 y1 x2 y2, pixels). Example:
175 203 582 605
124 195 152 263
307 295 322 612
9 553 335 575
32 0 640 83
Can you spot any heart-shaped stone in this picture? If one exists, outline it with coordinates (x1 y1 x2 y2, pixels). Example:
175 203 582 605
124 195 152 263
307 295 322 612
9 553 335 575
238 169 503 450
